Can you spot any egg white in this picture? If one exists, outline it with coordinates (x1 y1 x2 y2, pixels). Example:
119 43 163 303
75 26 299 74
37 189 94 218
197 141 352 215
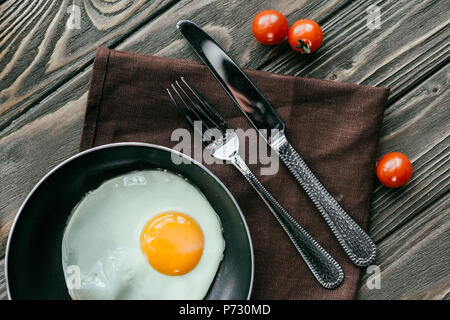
62 170 225 300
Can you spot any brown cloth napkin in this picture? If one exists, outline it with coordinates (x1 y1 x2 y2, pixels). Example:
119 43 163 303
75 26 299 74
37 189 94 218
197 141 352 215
80 47 389 300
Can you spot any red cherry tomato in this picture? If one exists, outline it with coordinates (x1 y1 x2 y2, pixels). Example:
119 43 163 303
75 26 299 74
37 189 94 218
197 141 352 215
252 10 289 45
376 152 413 188
288 19 323 53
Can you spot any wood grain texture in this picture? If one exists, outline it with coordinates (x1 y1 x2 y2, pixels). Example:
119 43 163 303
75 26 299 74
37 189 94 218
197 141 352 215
115 0 349 66
0 0 448 299
0 0 177 130
0 0 350 298
2 62 444 251
0 258 5 300
369 64 450 242
0 74 88 257
358 194 450 300
0 0 342 134
0 0 344 250
263 0 450 104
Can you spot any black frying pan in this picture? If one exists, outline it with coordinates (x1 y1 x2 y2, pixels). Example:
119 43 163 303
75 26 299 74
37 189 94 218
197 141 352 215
5 143 254 299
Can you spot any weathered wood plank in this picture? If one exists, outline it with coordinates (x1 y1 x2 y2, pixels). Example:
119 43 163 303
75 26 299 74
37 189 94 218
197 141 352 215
115 0 351 67
2 0 448 135
0 258 5 300
0 0 347 137
358 194 450 300
0 0 346 255
0 0 343 131
1 61 447 259
369 64 450 242
0 74 88 256
0 0 448 299
0 0 178 130
263 0 450 104
0 64 447 265
0 0 448 252
0 0 17 22
0 0 351 297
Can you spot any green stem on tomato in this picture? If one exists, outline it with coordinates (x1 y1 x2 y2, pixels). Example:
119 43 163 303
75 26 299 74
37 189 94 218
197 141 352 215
295 39 310 53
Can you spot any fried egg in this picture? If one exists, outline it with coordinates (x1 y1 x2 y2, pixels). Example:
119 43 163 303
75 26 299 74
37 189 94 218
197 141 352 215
62 170 225 299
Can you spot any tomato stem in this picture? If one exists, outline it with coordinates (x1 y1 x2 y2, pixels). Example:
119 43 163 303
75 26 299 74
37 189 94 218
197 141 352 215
295 39 310 53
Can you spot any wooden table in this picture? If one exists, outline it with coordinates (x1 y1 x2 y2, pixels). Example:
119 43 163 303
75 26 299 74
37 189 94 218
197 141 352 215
0 0 448 300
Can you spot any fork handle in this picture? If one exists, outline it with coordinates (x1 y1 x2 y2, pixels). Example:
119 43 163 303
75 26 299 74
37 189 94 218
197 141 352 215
232 156 344 289
276 139 377 267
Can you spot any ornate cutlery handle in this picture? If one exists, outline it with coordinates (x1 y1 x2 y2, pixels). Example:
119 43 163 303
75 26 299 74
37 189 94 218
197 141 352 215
277 139 377 266
232 156 344 289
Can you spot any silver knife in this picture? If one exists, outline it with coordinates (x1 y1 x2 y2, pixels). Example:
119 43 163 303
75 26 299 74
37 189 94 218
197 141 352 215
177 20 376 267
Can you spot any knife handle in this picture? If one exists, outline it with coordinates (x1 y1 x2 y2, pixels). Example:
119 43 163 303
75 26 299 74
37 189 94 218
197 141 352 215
277 139 377 267
232 156 344 289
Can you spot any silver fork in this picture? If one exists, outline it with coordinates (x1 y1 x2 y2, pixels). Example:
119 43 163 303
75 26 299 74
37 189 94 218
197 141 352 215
167 78 344 289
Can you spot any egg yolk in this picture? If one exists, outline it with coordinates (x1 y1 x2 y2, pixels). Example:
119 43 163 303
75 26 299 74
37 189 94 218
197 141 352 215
140 212 204 276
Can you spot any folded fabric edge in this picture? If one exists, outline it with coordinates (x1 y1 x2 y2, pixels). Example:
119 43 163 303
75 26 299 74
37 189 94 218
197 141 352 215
79 47 111 152
96 47 390 93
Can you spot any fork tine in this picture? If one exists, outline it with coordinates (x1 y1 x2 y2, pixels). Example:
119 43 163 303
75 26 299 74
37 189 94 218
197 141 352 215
171 84 202 124
167 88 195 128
174 80 216 131
168 83 218 144
180 77 231 131
169 84 211 143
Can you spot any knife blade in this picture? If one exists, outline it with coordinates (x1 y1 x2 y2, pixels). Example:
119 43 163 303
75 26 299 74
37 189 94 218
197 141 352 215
176 19 285 145
177 19 376 267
